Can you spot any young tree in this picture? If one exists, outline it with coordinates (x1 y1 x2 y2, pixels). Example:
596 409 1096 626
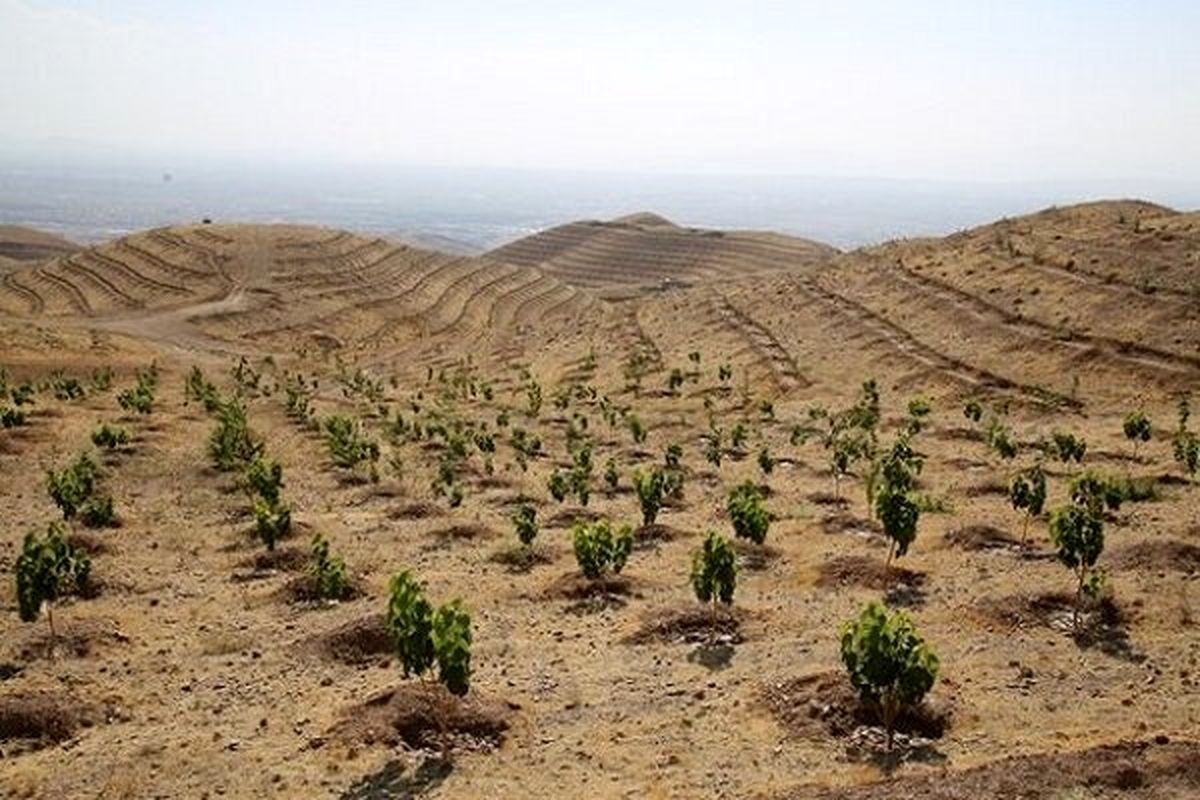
627 413 647 446
46 453 99 520
1049 430 1087 468
839 602 939 750
254 499 291 551
604 458 620 494
691 530 737 636
323 415 380 477
572 520 633 580
1009 463 1047 543
244 455 284 507
1122 410 1152 464
512 502 538 548
1048 503 1106 631
877 486 920 571
91 423 130 451
209 400 264 472
1173 398 1199 481
15 523 91 642
310 533 349 601
757 445 775 477
726 482 769 545
634 468 668 527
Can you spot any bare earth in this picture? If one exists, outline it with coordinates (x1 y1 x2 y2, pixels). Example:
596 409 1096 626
1 201 1199 799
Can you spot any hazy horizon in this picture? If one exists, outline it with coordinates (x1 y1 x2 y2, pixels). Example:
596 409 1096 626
4 1 1200 181
4 1 1200 249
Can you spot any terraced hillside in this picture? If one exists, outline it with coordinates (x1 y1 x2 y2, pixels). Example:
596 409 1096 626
0 225 78 262
0 224 602 365
3 200 1200 800
488 212 838 296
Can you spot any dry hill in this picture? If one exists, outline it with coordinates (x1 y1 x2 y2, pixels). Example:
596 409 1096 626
2 200 1200 800
487 212 839 297
0 225 79 262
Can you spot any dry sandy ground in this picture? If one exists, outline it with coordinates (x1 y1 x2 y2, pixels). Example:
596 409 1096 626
1 203 1199 799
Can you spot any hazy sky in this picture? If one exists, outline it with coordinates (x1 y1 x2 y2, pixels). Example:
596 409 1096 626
3 0 1199 181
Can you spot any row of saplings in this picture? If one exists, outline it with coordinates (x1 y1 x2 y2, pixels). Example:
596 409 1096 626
15 364 160 641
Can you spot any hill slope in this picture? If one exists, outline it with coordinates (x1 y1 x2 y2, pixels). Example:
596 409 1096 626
487 212 839 296
0 223 602 364
0 224 79 262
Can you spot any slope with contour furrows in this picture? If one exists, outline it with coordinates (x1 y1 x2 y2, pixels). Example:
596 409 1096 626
0 224 603 364
487 213 839 295
630 200 1199 416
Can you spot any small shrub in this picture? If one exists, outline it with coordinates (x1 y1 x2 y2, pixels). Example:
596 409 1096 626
310 533 349 601
254 499 291 551
573 520 633 580
1009 464 1046 542
757 446 775 476
209 401 264 471
627 414 647 445
80 493 117 529
323 415 380 474
15 523 91 639
726 482 769 545
839 602 939 749
634 469 667 526
385 571 472 697
184 366 222 413
91 423 130 450
245 455 284 506
46 453 99 520
604 458 619 493
691 530 737 608
0 405 27 428
1122 410 1152 462
1049 430 1087 465
512 503 538 548
1049 503 1106 631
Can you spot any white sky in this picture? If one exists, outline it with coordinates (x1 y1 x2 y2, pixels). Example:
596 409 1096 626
3 0 1199 181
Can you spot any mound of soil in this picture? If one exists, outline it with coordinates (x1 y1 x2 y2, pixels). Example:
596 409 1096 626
781 737 1200 800
964 478 1008 497
625 604 745 645
9 618 130 662
634 522 682 547
976 591 1139 658
332 682 513 752
389 502 444 520
427 522 496 545
734 539 781 570
1111 539 1200 573
943 523 1023 552
815 554 924 592
65 531 112 556
489 543 557 573
761 671 951 743
820 514 881 537
0 690 100 748
808 491 849 508
309 615 392 666
282 573 365 604
544 508 602 529
542 572 637 603
237 546 308 573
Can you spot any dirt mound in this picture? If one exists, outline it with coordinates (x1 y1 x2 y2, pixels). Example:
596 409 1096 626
815 554 924 591
309 615 393 665
389 501 445 520
0 690 100 747
237 545 308 573
7 618 130 662
943 523 1026 552
1111 540 1200 573
761 671 952 743
331 683 513 752
625 604 745 645
780 737 1200 799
